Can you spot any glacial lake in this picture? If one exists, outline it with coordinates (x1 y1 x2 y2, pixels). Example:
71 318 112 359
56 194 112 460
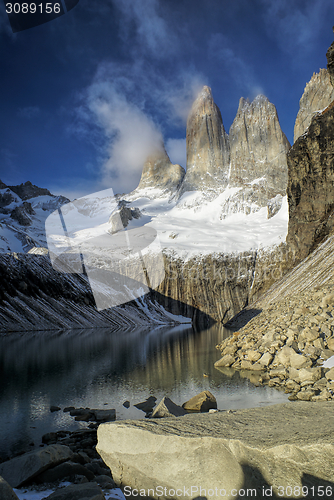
0 324 288 460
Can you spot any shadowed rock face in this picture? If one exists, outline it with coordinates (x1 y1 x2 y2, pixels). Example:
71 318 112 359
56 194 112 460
137 147 185 193
287 41 334 262
287 101 334 261
181 86 230 194
294 69 334 143
327 39 334 89
8 181 52 200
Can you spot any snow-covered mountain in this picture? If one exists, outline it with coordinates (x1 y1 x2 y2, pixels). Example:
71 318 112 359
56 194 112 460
119 87 290 258
0 180 69 253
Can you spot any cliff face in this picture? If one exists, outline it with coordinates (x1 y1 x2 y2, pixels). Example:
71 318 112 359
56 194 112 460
221 95 290 217
136 147 185 193
287 101 334 261
180 86 230 195
326 40 334 89
294 69 334 143
287 44 334 262
229 95 290 190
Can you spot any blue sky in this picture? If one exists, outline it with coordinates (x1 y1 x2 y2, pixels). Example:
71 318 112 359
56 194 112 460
0 0 334 199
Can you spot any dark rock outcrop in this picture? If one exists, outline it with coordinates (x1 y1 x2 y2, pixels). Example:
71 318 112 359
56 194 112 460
326 36 334 88
180 86 230 195
136 147 185 193
8 180 52 200
10 202 35 226
0 189 18 211
286 35 334 263
287 101 334 261
108 201 141 233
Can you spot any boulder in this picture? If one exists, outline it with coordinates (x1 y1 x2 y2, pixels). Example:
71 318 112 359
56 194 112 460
325 368 334 380
44 482 106 500
247 350 262 363
258 352 273 367
0 445 73 488
298 367 322 384
214 354 235 367
289 352 312 369
151 397 187 418
92 410 116 422
0 476 19 500
97 402 334 499
35 461 95 483
275 346 296 367
296 390 316 401
182 391 217 413
134 396 157 413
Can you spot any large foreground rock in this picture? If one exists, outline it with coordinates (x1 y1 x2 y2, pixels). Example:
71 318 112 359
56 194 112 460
0 445 73 488
97 402 334 499
0 476 19 500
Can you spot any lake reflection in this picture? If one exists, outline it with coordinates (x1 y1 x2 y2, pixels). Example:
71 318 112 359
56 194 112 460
0 324 288 460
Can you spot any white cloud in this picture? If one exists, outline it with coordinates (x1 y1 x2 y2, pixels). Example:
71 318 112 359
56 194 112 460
72 60 206 194
69 0 208 194
166 138 186 169
84 78 164 194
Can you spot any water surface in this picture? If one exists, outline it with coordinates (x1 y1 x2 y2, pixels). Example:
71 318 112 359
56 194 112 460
0 324 288 460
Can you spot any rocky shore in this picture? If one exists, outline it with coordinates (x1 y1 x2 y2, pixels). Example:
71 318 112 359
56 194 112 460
0 392 218 500
216 285 334 402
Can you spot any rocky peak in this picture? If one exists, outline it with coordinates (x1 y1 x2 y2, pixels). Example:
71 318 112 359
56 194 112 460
229 95 290 190
180 85 230 195
294 69 334 143
9 181 52 200
136 146 185 193
0 180 7 189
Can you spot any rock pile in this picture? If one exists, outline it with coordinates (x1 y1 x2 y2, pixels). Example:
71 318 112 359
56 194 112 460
216 287 334 402
0 426 115 500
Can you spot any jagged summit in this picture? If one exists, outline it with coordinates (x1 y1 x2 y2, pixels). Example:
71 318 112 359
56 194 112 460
180 85 230 195
229 94 290 190
8 180 52 200
135 146 185 193
294 69 334 143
